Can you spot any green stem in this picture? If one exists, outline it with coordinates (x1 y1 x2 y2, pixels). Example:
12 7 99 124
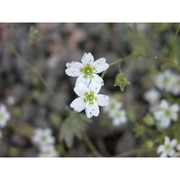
101 54 133 78
9 43 54 95
83 133 102 157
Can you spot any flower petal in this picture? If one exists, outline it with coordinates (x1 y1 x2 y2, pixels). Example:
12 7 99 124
169 149 176 157
171 104 179 112
85 102 99 118
160 152 168 157
164 136 170 144
97 94 109 106
157 118 171 129
65 62 83 77
81 52 94 65
93 74 104 86
159 100 169 109
74 83 89 97
170 139 177 147
70 97 85 112
75 74 91 87
157 145 164 154
89 80 101 94
93 58 109 73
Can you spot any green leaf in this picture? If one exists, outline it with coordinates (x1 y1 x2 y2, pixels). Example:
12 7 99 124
114 73 130 91
59 112 90 148
143 114 155 126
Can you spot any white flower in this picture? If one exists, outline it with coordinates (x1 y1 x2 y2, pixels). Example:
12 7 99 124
104 97 127 127
65 52 109 86
171 74 180 95
32 128 55 147
70 81 109 118
143 88 161 105
112 110 127 126
104 97 122 117
153 99 179 130
38 144 58 157
157 136 177 157
0 104 10 128
155 70 176 93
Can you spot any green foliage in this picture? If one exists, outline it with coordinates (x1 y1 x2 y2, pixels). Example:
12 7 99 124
51 114 62 127
28 26 40 44
133 123 145 137
9 147 21 156
143 114 155 126
114 73 130 91
59 112 90 148
144 140 154 149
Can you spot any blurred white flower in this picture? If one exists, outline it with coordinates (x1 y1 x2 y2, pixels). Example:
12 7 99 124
0 104 10 128
65 52 109 86
144 88 161 105
104 97 122 116
104 97 127 127
155 70 176 93
38 144 58 157
153 99 179 130
112 110 127 126
70 81 109 118
171 74 180 95
157 136 177 157
32 128 55 147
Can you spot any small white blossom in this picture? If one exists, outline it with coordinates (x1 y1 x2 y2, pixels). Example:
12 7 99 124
104 97 127 127
38 144 58 157
104 97 122 117
65 52 109 86
157 136 177 157
32 128 55 147
112 110 127 126
155 70 176 93
143 88 161 105
153 99 179 130
70 81 109 118
0 104 10 128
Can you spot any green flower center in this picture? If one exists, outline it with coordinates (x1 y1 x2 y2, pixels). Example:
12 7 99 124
0 114 4 121
115 112 122 119
41 135 47 142
164 108 172 117
84 91 97 105
80 64 95 78
165 144 171 152
163 76 169 85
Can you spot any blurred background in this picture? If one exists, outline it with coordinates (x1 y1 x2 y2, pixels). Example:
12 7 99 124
0 23 179 157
